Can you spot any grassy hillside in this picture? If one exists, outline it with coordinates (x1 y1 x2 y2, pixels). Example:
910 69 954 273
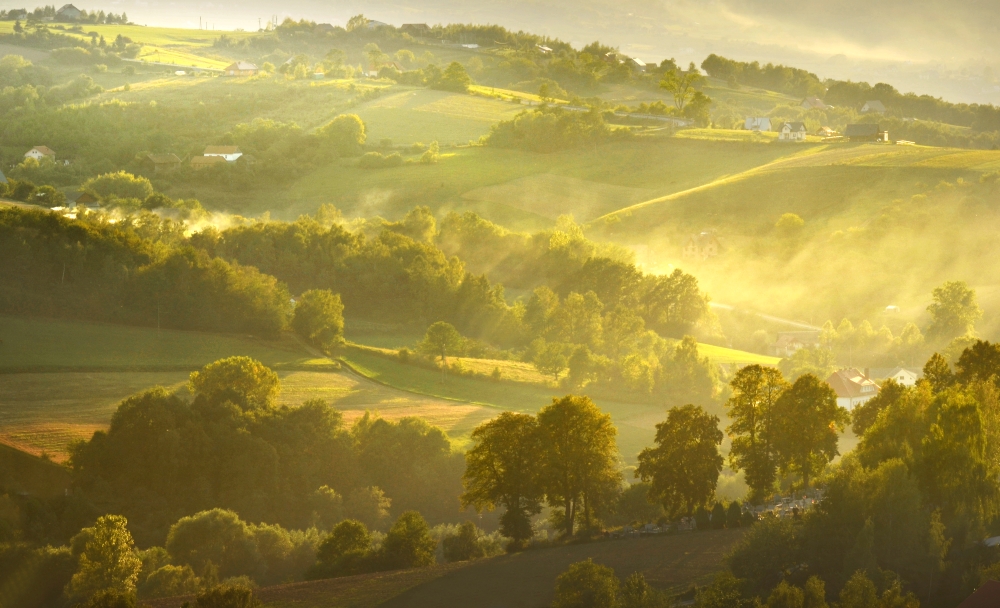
0 443 71 497
145 528 744 608
0 315 319 371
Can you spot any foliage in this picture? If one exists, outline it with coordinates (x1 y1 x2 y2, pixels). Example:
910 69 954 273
194 582 261 608
432 61 472 92
461 412 543 543
769 374 848 488
441 521 488 562
636 405 723 516
312 519 372 578
188 356 280 411
291 289 345 353
701 54 824 97
314 114 367 157
552 559 620 608
725 365 787 503
483 107 624 153
537 395 621 535
380 510 437 569
418 321 465 363
82 171 154 201
67 514 142 601
926 281 981 342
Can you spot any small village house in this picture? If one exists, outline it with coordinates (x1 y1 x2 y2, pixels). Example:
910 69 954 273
143 153 182 173
365 20 391 30
861 100 886 114
65 190 99 207
203 146 243 162
778 121 807 141
682 232 720 260
25 146 56 161
190 155 229 170
744 117 772 132
870 367 921 387
844 124 887 142
816 126 838 137
55 3 82 20
826 368 879 410
800 97 829 110
224 62 259 77
772 331 821 357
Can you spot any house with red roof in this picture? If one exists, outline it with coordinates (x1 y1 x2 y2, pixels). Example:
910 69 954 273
826 368 879 410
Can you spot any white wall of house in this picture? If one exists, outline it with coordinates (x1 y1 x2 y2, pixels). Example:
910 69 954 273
837 394 875 411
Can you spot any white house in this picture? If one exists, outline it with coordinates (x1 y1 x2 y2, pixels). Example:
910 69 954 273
25 146 56 161
861 100 886 114
880 367 921 387
744 117 772 132
827 368 879 410
779 122 807 141
203 145 243 162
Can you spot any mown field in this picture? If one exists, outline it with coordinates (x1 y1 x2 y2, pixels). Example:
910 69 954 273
145 528 743 608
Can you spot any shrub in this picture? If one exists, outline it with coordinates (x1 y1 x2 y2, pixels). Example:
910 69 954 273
380 511 436 569
358 151 403 169
82 171 153 200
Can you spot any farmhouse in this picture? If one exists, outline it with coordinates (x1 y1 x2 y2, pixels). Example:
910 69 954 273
778 122 807 141
143 153 182 173
844 123 888 142
65 191 99 207
55 4 82 20
682 232 720 260
203 146 243 161
25 146 56 161
190 155 228 170
744 117 772 132
800 97 829 110
816 126 838 137
224 62 259 76
871 367 921 387
826 368 879 410
772 331 821 357
861 100 886 114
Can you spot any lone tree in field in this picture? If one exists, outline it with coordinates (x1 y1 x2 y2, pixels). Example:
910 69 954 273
726 364 787 503
534 342 569 381
418 321 463 365
462 412 543 544
537 395 621 536
659 63 705 110
636 404 723 517
292 289 345 353
926 280 981 342
769 373 848 489
188 356 280 411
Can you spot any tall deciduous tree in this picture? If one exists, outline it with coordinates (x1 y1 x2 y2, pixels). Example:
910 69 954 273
291 289 344 353
636 404 723 516
418 321 463 365
537 395 621 536
726 365 787 503
769 374 848 488
659 63 705 110
926 280 981 342
461 412 543 543
68 514 142 600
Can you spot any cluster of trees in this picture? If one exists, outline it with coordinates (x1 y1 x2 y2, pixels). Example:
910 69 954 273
461 396 621 544
0 5 128 23
0 55 102 120
551 559 672 608
483 106 627 153
701 54 825 97
0 207 290 335
68 356 465 544
695 342 1000 607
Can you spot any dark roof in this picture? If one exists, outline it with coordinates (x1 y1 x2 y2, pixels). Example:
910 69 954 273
958 581 1000 608
844 123 880 137
147 153 181 164
784 122 806 131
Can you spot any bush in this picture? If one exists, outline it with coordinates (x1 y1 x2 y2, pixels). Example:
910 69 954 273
82 171 154 200
194 583 260 608
358 151 403 169
441 521 486 562
552 559 619 608
291 289 345 352
380 511 436 569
